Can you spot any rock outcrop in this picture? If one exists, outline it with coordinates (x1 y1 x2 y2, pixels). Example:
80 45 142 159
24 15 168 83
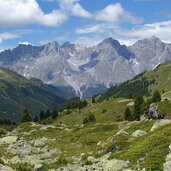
150 119 171 131
57 153 131 171
0 136 18 145
132 130 147 137
163 145 171 171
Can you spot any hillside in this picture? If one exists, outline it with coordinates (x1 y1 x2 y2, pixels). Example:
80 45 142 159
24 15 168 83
0 97 171 170
0 67 65 122
99 61 171 101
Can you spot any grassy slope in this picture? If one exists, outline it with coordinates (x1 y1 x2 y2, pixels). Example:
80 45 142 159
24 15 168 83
1 61 171 170
0 97 171 170
0 67 65 122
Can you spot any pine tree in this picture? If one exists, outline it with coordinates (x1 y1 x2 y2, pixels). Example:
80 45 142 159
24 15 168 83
152 90 161 103
124 107 132 121
45 109 51 118
21 108 32 122
82 100 88 107
134 96 144 120
52 109 58 119
39 111 45 120
33 115 39 122
92 98 96 103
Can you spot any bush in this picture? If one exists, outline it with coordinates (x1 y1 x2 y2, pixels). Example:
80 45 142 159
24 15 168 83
88 114 96 122
83 117 89 124
83 114 96 124
152 90 161 103
0 128 6 136
102 109 107 113
12 162 33 171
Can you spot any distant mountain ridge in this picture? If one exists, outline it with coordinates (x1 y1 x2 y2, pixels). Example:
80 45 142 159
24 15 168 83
0 36 171 98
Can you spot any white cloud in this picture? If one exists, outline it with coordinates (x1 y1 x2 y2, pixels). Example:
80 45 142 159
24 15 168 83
0 30 35 44
95 3 142 24
0 0 67 27
74 20 171 46
120 20 171 43
0 32 21 43
75 36 103 47
75 24 104 34
58 0 92 18
0 0 93 27
19 41 32 45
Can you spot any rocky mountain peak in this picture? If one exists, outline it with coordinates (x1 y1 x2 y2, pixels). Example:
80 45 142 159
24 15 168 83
45 41 59 48
0 36 170 98
98 37 121 48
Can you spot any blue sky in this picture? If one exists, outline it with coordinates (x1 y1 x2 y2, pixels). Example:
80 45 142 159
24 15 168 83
0 0 171 50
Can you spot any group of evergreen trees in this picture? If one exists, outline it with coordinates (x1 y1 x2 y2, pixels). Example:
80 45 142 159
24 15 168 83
99 74 155 101
124 90 161 121
20 108 58 123
20 97 89 123
57 97 88 112
0 118 17 125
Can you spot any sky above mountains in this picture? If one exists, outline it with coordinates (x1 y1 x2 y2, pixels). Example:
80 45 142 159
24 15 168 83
0 0 171 50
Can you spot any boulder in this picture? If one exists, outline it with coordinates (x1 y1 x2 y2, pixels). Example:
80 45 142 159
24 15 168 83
9 155 42 170
87 156 98 163
163 145 171 171
33 137 48 146
40 125 56 130
0 136 18 145
104 159 129 171
7 140 40 155
116 129 129 135
150 119 171 131
147 103 163 119
0 164 14 171
132 130 147 137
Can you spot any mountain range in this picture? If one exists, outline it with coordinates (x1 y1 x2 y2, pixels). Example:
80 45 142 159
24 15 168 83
0 36 171 98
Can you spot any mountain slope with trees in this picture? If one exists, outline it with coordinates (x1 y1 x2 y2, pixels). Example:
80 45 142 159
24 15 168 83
99 61 171 101
0 67 65 123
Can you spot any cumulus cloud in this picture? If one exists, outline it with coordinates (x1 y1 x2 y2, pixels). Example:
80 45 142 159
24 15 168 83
58 0 92 18
0 0 93 27
120 20 171 43
74 20 171 46
0 0 68 27
95 3 142 24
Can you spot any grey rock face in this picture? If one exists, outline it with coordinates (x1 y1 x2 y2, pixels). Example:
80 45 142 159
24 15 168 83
0 37 171 97
163 145 171 171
